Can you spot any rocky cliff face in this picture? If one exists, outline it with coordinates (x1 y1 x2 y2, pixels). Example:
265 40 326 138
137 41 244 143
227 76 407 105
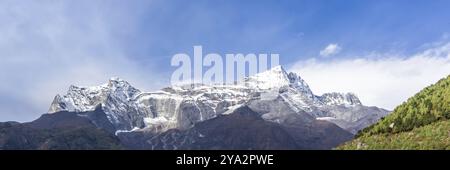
48 66 389 136
119 106 353 150
0 65 391 149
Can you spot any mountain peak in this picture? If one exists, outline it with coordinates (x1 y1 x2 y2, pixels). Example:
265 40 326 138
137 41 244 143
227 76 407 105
264 65 289 78
243 66 290 90
319 92 362 106
108 77 127 84
270 65 286 72
46 65 387 136
107 77 133 88
49 77 140 113
242 65 314 97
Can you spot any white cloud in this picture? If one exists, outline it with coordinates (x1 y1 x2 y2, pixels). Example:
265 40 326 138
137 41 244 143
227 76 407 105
319 43 342 57
290 43 450 110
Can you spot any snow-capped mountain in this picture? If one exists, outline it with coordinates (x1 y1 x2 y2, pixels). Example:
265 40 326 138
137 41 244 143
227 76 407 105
49 77 147 131
48 66 389 135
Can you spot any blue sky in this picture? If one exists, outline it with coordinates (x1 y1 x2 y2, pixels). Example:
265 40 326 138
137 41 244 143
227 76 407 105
1 0 450 121
127 0 450 61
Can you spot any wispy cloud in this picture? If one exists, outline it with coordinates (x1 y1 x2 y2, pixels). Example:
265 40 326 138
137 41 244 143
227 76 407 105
290 42 450 110
0 1 161 122
319 43 341 57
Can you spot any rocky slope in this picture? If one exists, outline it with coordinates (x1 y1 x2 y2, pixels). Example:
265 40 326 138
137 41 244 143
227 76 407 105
0 107 123 150
118 99 353 150
48 66 389 135
0 65 390 150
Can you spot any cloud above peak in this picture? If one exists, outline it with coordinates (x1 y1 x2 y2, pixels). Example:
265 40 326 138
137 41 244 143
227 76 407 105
290 42 450 110
319 43 342 57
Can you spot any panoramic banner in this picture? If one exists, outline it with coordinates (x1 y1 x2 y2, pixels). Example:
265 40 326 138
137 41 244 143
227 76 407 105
0 0 449 168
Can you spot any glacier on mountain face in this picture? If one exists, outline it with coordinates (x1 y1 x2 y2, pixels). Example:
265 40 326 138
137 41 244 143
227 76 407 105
48 65 389 135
